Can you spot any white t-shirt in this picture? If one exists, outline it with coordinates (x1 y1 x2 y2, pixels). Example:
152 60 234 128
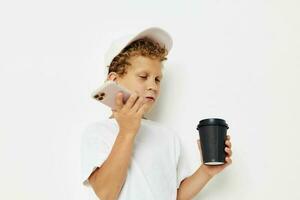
80 118 192 200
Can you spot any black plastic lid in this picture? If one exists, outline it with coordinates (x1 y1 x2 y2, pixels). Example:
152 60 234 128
197 118 229 130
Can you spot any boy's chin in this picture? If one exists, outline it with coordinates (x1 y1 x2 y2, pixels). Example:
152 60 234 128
145 104 155 113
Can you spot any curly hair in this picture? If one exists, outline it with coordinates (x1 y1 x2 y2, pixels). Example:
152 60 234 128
106 37 168 77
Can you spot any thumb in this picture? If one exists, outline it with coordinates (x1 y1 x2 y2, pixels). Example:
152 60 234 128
197 139 200 151
197 139 204 163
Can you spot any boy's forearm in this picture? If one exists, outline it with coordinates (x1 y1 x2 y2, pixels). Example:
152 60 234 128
177 165 213 200
92 131 136 200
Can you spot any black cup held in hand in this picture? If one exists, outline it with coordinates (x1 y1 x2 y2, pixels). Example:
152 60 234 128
196 118 229 165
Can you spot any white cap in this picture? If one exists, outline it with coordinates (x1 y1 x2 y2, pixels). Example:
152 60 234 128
104 27 173 75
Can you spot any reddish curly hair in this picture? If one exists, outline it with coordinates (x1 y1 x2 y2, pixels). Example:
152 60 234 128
106 37 169 78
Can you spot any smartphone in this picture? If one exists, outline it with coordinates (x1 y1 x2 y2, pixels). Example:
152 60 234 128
91 80 133 110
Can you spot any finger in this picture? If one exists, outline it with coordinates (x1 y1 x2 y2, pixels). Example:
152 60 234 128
226 135 231 140
123 93 139 111
114 92 123 111
225 156 232 164
225 147 232 156
136 101 150 116
225 140 232 148
131 96 144 112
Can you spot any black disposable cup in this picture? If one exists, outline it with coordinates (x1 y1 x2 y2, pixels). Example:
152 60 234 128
196 118 229 165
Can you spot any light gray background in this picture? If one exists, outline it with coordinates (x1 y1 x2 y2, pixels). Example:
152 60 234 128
0 0 299 199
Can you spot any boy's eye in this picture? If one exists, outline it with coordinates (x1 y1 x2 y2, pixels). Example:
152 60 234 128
139 76 160 83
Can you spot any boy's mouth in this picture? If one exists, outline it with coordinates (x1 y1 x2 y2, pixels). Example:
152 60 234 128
146 96 155 101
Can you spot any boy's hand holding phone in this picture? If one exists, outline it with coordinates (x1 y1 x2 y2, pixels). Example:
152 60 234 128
91 80 151 137
112 92 150 137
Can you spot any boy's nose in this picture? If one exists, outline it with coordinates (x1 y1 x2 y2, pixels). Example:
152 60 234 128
147 80 159 91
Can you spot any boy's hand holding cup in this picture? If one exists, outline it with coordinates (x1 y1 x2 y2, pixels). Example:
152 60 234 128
196 118 232 177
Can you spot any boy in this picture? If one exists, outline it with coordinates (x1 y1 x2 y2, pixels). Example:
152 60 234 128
81 27 233 200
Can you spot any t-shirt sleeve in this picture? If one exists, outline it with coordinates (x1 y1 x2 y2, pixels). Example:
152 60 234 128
80 122 112 187
174 131 193 189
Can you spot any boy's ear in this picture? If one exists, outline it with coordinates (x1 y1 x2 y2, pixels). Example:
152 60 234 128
106 72 118 82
